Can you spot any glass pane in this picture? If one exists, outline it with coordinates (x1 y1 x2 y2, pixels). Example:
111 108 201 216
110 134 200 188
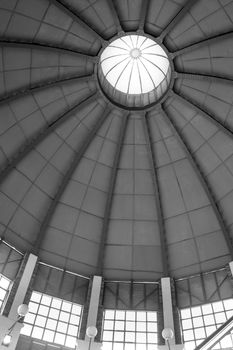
72 304 82 315
181 309 191 319
105 310 115 319
65 336 77 348
213 302 224 313
114 331 124 342
49 308 59 319
54 332 65 345
62 301 71 312
38 305 49 317
147 312 157 322
126 321 135 331
51 298 62 309
136 332 146 343
126 311 136 321
191 306 201 317
147 323 157 332
103 331 113 341
57 321 68 333
136 322 146 332
32 326 43 340
46 318 57 331
59 311 69 322
115 321 124 331
43 329 55 342
35 315 46 328
182 319 192 330
202 304 212 315
31 292 41 303
41 295 52 306
115 311 125 320
21 324 32 336
137 312 146 321
67 324 78 336
148 333 157 343
193 317 204 328
125 332 135 342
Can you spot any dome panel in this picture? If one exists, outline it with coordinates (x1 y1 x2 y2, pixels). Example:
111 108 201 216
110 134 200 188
0 0 233 282
166 0 233 50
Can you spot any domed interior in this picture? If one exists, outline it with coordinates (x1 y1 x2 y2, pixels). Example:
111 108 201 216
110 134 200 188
0 0 233 283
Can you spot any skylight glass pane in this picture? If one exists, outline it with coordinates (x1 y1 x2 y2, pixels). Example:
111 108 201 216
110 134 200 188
99 34 171 106
21 291 83 349
180 299 233 350
102 309 158 350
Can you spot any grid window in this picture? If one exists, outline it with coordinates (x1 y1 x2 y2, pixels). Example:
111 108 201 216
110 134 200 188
0 274 11 313
21 291 83 348
180 299 233 350
102 310 158 350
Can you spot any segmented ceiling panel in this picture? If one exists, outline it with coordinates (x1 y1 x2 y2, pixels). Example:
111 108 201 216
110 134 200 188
0 0 233 281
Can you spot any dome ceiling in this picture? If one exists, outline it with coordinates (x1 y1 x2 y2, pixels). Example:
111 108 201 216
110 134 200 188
0 0 233 281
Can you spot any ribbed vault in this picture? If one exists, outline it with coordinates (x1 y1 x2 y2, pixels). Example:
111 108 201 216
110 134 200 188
0 0 233 281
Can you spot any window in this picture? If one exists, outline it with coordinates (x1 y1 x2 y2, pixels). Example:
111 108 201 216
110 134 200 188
180 299 233 350
21 291 83 348
102 310 158 350
0 274 11 313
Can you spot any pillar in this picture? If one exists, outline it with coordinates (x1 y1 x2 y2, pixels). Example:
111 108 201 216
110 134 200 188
85 276 102 341
229 261 233 276
0 253 38 350
159 277 184 350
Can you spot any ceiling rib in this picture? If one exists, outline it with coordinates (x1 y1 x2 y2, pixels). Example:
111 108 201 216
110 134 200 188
0 92 99 184
142 112 169 276
0 40 96 58
48 0 105 44
33 104 111 253
161 105 233 259
96 112 129 275
138 0 149 31
158 0 197 42
172 91 233 137
176 72 233 85
108 0 123 33
173 31 233 57
0 74 94 106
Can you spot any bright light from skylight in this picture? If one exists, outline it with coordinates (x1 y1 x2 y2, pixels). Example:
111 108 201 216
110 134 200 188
99 35 170 95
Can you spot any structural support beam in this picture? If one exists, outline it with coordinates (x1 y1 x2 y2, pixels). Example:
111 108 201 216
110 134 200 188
175 72 233 85
0 74 94 106
161 105 233 259
0 92 98 184
85 276 102 341
108 0 123 33
158 0 196 42
8 254 37 319
34 105 111 252
161 278 175 345
143 113 169 276
172 91 233 137
138 0 150 31
173 31 233 57
49 0 105 44
96 112 129 275
0 39 95 58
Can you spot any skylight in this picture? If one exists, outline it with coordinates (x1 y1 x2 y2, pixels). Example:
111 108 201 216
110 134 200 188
98 35 171 108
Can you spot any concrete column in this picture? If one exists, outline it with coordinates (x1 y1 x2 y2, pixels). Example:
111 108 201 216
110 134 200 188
9 254 37 319
85 276 102 342
0 253 38 350
161 277 176 345
159 278 184 350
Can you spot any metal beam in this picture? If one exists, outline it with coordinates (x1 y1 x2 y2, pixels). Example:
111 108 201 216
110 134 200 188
34 104 111 252
0 39 95 59
0 74 94 105
161 105 233 259
48 0 105 44
0 92 99 184
138 0 150 31
96 112 129 275
173 31 233 57
172 90 233 137
108 0 123 33
158 0 197 42
142 112 169 276
175 72 233 85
